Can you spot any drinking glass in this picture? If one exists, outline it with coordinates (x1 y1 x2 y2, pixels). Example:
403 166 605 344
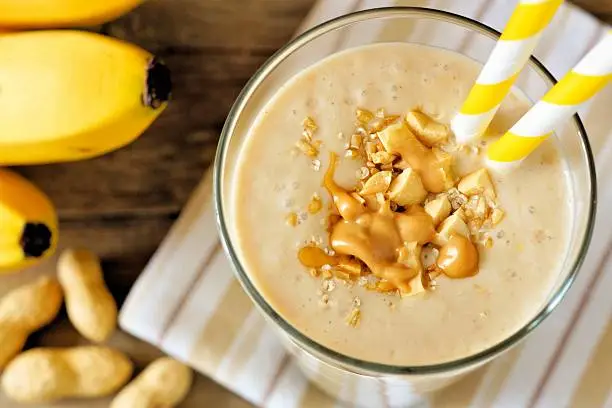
214 7 596 407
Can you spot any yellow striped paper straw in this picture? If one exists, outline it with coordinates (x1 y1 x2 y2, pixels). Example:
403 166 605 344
451 0 563 144
487 31 612 168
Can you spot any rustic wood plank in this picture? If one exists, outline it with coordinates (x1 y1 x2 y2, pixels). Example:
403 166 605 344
572 0 612 21
17 112 219 218
106 0 316 52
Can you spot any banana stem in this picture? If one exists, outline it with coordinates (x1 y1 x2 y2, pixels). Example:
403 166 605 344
20 223 53 258
144 57 172 109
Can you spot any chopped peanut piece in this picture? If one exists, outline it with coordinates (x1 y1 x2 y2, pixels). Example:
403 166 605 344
356 167 370 180
375 192 389 210
387 168 427 206
424 195 452 226
370 151 397 165
356 108 374 124
434 213 470 246
447 188 468 210
364 141 378 156
491 208 505 226
369 115 400 133
296 139 318 158
398 242 422 273
368 118 385 133
302 130 313 142
464 195 487 220
308 194 323 214
475 196 487 219
468 217 483 236
333 269 351 281
484 196 497 211
302 116 318 133
350 192 366 205
432 148 456 190
350 134 363 150
405 111 450 146
377 122 417 155
346 308 361 327
360 171 392 195
345 148 359 159
379 122 454 193
454 207 467 221
286 212 298 227
423 193 436 205
458 168 496 198
373 138 385 152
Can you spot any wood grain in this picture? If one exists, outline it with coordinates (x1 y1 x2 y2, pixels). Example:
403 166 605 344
1 0 608 407
572 0 612 22
105 0 315 52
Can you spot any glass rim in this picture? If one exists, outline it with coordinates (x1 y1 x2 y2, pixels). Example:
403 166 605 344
214 6 597 375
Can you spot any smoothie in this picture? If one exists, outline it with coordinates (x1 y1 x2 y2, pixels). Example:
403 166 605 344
230 43 570 366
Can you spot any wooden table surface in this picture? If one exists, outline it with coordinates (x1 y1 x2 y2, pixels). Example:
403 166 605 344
1 0 611 407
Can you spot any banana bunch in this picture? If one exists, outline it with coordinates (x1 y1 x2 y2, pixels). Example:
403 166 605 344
0 2 172 271
0 30 171 165
0 170 58 273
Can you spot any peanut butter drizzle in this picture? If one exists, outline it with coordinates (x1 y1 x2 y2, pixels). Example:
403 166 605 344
384 124 453 193
297 246 336 268
395 206 436 244
323 153 432 292
437 235 479 278
323 152 365 221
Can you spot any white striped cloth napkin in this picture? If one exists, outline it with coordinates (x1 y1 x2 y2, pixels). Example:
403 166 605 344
119 1 612 407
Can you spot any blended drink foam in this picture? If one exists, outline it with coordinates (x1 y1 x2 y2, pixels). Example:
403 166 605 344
230 43 571 366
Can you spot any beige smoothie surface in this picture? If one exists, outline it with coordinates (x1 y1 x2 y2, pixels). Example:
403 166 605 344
230 43 571 366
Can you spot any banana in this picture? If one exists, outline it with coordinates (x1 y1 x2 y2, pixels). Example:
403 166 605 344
0 169 58 273
0 30 172 165
0 0 143 28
